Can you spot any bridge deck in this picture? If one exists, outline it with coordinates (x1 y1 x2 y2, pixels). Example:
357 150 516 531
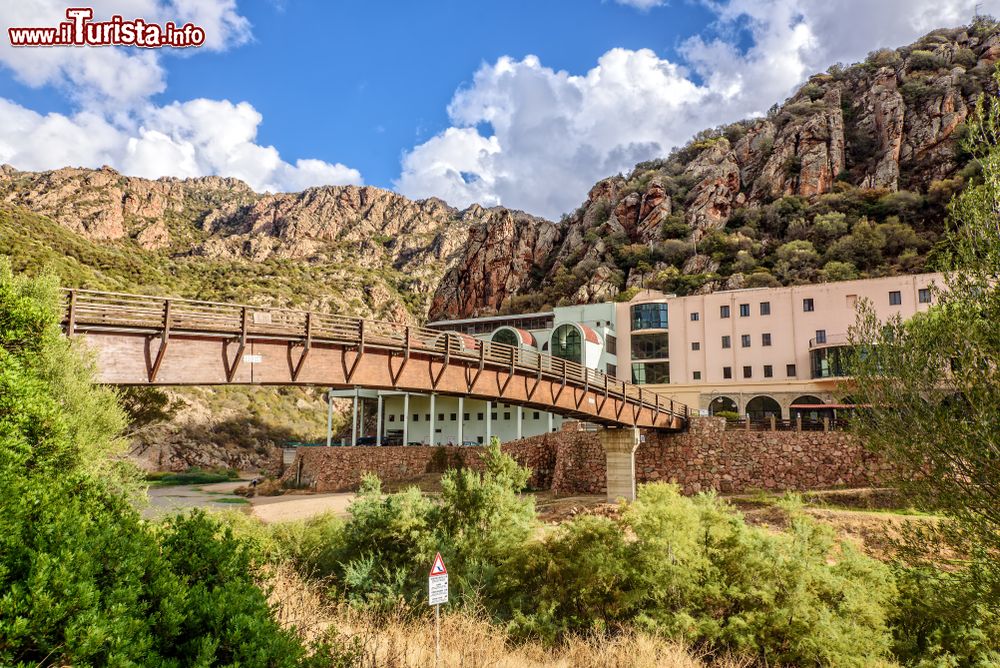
63 289 688 431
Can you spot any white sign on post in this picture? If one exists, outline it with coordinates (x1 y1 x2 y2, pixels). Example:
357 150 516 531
428 552 448 605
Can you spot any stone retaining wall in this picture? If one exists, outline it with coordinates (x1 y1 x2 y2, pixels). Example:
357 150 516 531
283 437 556 492
288 418 886 495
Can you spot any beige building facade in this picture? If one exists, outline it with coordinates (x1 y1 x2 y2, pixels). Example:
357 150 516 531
614 273 944 419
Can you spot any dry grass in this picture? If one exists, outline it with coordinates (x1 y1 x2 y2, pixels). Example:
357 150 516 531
266 565 749 668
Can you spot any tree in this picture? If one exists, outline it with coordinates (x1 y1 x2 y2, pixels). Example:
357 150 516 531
847 72 1000 587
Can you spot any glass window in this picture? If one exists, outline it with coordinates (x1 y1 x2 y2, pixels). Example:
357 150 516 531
492 328 519 347
463 413 470 421
786 364 797 377
438 413 445 421
919 288 931 303
743 366 752 378
631 332 669 360
631 361 670 384
762 333 772 346
721 335 731 349
720 305 731 319
693 371 702 380
449 413 456 421
723 366 733 379
803 298 814 312
413 414 420 422
477 413 484 420
551 324 582 363
606 363 617 377
764 364 773 378
631 303 668 330
739 303 750 317
533 411 540 419
815 329 826 344
741 334 751 348
889 290 902 305
491 412 497 420
760 301 771 315
690 312 700 321
692 342 700 351
503 412 511 420
606 334 617 354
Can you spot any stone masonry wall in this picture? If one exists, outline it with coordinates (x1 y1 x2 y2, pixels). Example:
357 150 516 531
283 437 556 493
289 418 886 495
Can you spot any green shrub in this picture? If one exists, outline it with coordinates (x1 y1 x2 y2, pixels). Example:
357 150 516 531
909 49 945 71
492 484 896 665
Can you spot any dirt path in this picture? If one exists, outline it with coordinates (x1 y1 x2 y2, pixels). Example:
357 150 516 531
250 492 356 523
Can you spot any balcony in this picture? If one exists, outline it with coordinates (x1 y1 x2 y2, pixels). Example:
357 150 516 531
808 332 849 349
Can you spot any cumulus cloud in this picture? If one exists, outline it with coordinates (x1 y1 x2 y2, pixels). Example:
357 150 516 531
398 0 998 219
0 97 362 192
0 0 362 193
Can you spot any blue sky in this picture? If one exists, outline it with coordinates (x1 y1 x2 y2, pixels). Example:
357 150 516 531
0 0 991 218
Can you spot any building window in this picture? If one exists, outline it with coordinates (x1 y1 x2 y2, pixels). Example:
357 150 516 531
786 364 796 377
399 414 404 421
741 334 751 348
388 415 395 422
760 301 771 315
606 334 617 354
762 333 772 346
606 363 617 377
743 366 752 379
815 329 826 344
503 412 511 420
919 288 931 304
764 364 773 378
889 290 902 306
439 413 445 421
692 342 700 351
425 414 431 421
721 335 731 349
631 361 670 384
723 366 733 379
693 371 702 380
533 411 540 419
491 412 497 420
803 298 814 312
631 302 668 330
690 312 700 321
631 332 669 360
492 328 519 347
413 414 420 422
720 305 730 319
551 323 582 363
477 413 484 420
739 303 750 317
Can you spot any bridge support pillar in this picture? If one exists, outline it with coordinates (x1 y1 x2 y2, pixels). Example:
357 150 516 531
598 426 640 502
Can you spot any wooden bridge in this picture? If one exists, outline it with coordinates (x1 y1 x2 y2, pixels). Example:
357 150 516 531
63 289 688 431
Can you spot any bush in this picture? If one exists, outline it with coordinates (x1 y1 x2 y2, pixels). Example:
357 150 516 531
0 264 354 667
492 484 897 665
908 49 945 71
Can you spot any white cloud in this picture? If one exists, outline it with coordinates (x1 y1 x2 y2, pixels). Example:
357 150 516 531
613 0 668 10
0 1 363 193
398 0 999 219
0 97 362 192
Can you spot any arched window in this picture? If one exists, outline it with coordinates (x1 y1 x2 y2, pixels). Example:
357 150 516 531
709 396 738 416
492 328 519 347
746 395 782 419
550 324 582 364
790 395 832 422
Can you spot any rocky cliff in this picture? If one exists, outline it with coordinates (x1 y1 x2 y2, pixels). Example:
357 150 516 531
429 22 1000 318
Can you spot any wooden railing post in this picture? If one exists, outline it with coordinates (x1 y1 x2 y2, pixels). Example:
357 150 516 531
66 289 77 336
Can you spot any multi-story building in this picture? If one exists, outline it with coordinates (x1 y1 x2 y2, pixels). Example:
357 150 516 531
343 272 942 444
361 302 619 445
614 272 943 420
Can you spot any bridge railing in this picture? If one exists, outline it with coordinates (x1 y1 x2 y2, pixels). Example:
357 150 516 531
63 288 688 424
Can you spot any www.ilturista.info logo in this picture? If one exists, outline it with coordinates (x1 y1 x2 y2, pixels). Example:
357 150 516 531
8 7 206 48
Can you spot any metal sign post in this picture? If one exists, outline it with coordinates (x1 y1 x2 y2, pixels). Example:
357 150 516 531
428 552 448 666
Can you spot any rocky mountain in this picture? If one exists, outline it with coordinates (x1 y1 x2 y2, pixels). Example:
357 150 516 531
430 20 1000 319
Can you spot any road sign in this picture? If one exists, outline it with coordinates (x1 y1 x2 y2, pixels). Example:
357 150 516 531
428 552 448 606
